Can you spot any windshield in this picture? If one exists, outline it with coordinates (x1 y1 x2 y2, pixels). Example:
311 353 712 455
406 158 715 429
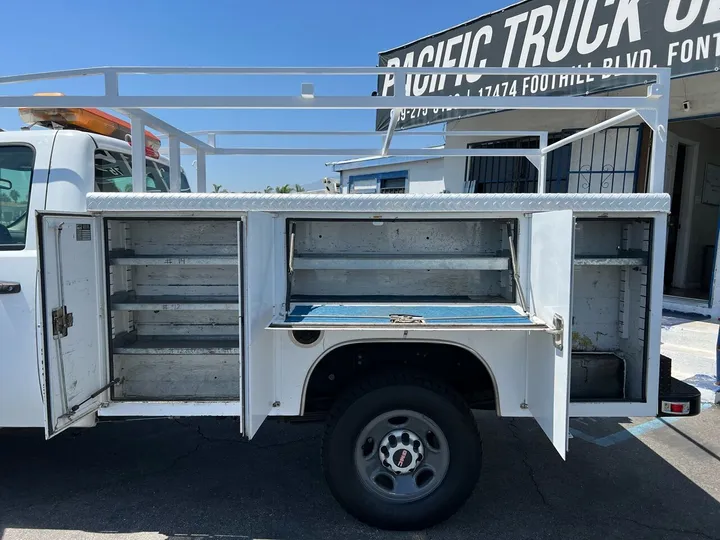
95 150 191 193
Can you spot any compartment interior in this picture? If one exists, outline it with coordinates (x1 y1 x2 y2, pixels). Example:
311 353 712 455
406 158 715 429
106 219 241 401
570 218 651 402
288 219 517 303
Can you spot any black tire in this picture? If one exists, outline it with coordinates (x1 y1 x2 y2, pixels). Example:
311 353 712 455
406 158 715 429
322 372 482 530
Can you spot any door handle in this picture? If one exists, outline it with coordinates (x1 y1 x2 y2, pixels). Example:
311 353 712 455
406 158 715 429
0 281 21 294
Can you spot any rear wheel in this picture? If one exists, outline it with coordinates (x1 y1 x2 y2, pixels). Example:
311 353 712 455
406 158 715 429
322 373 482 530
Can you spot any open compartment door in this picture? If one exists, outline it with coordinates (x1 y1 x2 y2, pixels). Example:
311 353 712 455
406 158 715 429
39 214 110 438
528 210 575 458
243 212 278 438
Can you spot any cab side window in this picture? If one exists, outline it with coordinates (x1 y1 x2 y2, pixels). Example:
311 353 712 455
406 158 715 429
0 146 35 250
95 151 191 193
95 150 166 193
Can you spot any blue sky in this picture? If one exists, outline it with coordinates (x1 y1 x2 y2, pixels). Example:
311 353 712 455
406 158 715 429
0 0 506 192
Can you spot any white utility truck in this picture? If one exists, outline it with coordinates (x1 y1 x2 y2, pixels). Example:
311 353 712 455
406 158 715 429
0 66 701 530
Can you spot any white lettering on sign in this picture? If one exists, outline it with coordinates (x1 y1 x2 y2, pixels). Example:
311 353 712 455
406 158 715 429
454 31 473 85
503 12 530 67
705 0 720 24
547 0 585 62
428 41 445 93
381 58 399 96
668 32 720 64
414 46 434 95
519 5 554 66
608 0 642 48
664 0 704 32
438 34 464 91
402 52 416 96
578 0 608 55
465 26 493 83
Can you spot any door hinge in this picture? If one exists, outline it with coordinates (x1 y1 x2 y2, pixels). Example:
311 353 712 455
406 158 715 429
52 306 74 338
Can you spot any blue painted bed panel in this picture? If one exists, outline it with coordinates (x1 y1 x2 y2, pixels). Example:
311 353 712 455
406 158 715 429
283 304 536 326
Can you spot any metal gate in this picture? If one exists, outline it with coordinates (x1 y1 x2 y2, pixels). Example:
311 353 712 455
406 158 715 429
465 127 641 194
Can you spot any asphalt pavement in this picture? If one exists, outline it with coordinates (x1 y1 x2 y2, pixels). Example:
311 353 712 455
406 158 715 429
1 406 719 540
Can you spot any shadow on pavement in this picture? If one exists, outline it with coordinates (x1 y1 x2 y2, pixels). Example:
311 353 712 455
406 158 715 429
1 411 719 540
662 311 717 328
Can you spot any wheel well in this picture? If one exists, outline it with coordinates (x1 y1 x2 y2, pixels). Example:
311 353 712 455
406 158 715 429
303 341 497 415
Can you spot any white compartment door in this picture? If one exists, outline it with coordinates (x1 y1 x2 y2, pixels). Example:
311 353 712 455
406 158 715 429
528 209 575 459
243 212 279 438
39 214 109 438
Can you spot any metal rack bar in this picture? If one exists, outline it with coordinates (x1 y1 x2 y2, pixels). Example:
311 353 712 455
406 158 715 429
0 66 670 195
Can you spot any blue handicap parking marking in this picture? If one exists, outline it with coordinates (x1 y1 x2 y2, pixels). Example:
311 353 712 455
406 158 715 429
682 373 719 391
570 403 713 448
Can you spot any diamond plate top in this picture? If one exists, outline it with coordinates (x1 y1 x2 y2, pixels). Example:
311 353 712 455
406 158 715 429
86 193 670 214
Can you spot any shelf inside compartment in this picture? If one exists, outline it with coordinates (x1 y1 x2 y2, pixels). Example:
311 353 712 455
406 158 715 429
113 332 240 355
574 256 647 266
110 292 239 311
109 251 237 266
269 303 546 330
292 253 509 271
574 251 648 266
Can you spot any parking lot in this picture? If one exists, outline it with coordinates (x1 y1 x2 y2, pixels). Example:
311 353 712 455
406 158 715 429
1 404 719 540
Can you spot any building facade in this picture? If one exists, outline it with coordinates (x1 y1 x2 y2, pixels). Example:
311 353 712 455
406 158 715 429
330 156 445 194
330 0 720 318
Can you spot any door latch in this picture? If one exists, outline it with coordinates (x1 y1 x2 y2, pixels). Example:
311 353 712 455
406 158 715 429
52 306 74 338
547 314 564 351
389 314 426 324
0 281 21 294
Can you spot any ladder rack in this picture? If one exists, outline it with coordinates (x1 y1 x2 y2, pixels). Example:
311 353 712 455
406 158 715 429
0 66 670 195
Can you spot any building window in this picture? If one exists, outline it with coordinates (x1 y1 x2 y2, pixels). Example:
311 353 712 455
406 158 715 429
379 177 407 193
348 170 408 194
0 145 35 250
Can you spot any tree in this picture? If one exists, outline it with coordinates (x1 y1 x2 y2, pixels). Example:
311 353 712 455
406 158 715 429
264 186 274 193
212 183 228 193
9 190 19 203
294 183 306 193
275 184 293 193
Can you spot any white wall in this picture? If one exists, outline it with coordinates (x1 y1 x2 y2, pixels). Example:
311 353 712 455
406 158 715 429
340 158 445 193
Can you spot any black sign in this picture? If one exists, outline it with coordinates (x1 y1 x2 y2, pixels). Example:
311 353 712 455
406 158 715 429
376 0 720 130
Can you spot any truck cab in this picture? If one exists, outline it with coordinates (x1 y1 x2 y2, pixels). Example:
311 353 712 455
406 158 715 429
0 121 189 428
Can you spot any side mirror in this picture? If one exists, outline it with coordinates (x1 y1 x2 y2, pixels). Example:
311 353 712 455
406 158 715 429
0 178 12 190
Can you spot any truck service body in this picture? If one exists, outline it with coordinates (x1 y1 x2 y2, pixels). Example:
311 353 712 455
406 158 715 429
0 65 701 530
